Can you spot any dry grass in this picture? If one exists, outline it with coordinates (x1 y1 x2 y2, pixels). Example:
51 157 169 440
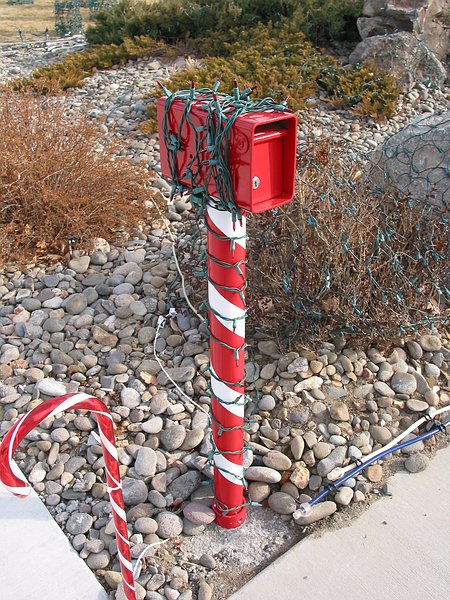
0 0 88 42
0 0 156 43
0 91 158 265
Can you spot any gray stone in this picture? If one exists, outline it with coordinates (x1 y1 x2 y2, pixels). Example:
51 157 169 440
122 477 148 505
66 512 93 535
294 501 337 525
156 511 183 539
167 471 202 501
198 581 213 600
182 501 216 525
86 550 110 569
135 447 157 477
334 486 354 506
29 462 46 483
367 111 450 211
287 357 309 373
245 466 282 484
36 378 67 396
349 32 447 92
406 398 429 412
262 451 292 471
407 340 423 360
141 417 163 434
64 293 88 315
424 362 440 379
294 376 323 393
0 344 19 364
134 517 158 534
405 453 429 473
69 256 90 273
390 373 417 395
248 481 271 502
43 318 65 333
313 442 332 460
326 386 348 401
268 492 296 515
157 367 196 385
257 340 279 357
258 395 276 411
317 446 347 477
374 381 395 397
159 425 186 451
73 416 94 432
64 456 86 474
370 425 393 444
377 362 394 382
291 436 305 460
199 554 216 569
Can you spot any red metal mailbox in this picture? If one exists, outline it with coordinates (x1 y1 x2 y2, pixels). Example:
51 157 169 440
157 97 297 214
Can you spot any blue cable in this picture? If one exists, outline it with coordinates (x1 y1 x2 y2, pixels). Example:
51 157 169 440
306 418 450 508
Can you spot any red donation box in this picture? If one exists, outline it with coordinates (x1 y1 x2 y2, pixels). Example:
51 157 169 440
157 97 297 214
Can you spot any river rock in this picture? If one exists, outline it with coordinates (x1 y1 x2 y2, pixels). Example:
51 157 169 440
66 512 93 535
390 373 417 395
262 451 292 471
36 378 68 396
122 477 148 505
405 453 429 473
245 466 282 484
159 425 186 451
167 471 202 501
156 511 183 539
182 502 215 525
135 447 157 477
268 492 297 514
294 501 337 525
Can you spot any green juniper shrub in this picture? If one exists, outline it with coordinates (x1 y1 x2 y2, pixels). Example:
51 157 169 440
143 25 400 131
86 0 364 49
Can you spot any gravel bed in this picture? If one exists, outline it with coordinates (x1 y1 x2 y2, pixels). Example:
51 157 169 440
0 43 449 600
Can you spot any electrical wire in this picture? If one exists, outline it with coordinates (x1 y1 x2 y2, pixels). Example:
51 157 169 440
326 405 450 481
295 412 450 519
153 312 211 425
149 194 203 322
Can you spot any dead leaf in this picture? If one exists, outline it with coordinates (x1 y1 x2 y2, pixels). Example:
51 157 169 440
170 317 182 334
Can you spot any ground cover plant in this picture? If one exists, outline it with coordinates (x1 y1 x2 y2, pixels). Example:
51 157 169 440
0 92 158 264
143 24 400 129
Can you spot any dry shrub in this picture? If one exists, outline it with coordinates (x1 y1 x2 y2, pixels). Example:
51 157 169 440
0 92 157 265
247 140 449 343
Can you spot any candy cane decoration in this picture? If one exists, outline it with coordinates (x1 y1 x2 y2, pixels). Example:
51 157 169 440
207 204 247 528
0 393 137 600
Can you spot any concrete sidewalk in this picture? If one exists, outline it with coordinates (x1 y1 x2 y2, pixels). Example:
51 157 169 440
0 473 108 600
229 445 450 600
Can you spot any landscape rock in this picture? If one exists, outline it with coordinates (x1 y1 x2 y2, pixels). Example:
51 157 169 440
349 32 447 92
294 501 337 525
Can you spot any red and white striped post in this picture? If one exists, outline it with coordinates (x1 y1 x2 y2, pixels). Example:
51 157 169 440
0 393 137 600
206 204 247 529
157 88 297 529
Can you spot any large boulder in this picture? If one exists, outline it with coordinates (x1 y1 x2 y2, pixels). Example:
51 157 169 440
366 110 450 211
349 31 447 91
359 0 450 62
